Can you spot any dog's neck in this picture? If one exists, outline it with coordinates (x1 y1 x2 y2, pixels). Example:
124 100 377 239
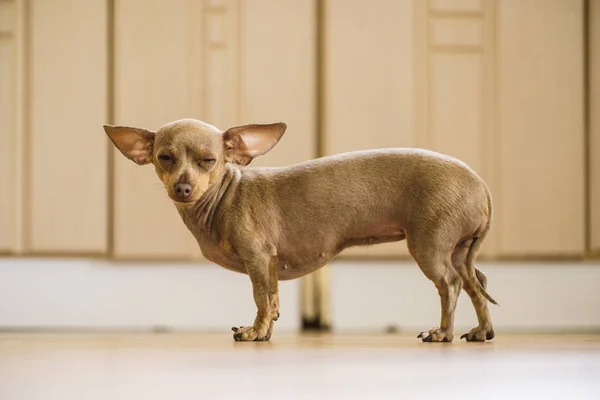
176 163 241 242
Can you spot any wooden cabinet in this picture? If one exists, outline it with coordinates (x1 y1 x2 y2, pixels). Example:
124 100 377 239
25 0 108 254
1 0 590 259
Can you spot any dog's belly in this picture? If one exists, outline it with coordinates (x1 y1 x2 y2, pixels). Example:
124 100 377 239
276 257 329 280
276 228 406 281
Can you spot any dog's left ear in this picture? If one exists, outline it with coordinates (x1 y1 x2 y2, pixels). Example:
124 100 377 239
104 125 155 165
222 123 287 166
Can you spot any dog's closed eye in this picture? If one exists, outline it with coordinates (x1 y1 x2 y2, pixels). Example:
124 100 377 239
158 154 172 161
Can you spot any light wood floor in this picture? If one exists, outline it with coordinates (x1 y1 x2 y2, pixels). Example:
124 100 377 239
1 332 599 399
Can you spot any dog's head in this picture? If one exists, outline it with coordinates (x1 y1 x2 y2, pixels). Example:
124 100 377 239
104 119 286 204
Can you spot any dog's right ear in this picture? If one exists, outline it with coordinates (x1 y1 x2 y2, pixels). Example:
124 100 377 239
103 125 155 165
222 122 287 166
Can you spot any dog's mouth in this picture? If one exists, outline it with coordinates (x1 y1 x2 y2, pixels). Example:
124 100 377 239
171 198 198 205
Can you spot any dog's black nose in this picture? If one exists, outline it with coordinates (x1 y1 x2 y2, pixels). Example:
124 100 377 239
174 183 193 199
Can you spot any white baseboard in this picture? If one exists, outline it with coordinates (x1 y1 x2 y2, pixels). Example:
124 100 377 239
0 258 300 332
329 260 600 333
1 258 599 333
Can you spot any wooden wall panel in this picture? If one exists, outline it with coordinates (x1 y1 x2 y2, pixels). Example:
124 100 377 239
496 0 585 256
0 0 17 252
113 0 202 259
26 0 108 253
591 0 600 253
240 0 316 167
324 0 414 257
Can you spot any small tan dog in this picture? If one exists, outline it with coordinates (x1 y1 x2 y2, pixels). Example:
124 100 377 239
105 118 497 343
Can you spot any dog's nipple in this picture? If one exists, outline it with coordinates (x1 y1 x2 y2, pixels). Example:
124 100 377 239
320 252 326 258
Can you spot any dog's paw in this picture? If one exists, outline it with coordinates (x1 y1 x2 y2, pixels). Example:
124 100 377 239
417 327 453 343
460 326 495 342
231 325 271 342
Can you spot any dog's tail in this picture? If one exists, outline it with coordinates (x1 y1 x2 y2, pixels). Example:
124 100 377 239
464 186 498 306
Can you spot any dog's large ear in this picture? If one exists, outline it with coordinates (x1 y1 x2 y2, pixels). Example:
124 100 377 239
222 123 287 166
103 125 155 165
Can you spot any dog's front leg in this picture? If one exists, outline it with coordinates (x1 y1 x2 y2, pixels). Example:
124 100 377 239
232 255 279 342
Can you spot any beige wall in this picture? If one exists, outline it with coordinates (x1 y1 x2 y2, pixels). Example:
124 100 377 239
0 0 595 259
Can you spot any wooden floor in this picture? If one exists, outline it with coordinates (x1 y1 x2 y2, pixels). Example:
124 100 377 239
1 332 599 399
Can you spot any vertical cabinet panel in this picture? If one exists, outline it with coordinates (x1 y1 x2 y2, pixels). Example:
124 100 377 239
591 0 600 253
0 0 17 252
324 0 414 257
496 0 585 255
240 0 316 167
416 0 497 256
113 0 201 259
27 0 108 253
324 0 414 154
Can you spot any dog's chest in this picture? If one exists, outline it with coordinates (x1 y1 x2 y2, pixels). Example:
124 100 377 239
197 237 246 273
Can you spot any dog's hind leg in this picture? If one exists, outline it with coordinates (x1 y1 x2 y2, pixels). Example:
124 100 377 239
409 233 462 343
452 239 495 342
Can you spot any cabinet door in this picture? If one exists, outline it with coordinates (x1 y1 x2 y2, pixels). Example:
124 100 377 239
323 0 414 257
240 0 316 167
0 0 17 253
113 0 316 259
496 0 585 256
26 0 108 254
112 0 201 259
591 0 600 254
414 0 498 257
